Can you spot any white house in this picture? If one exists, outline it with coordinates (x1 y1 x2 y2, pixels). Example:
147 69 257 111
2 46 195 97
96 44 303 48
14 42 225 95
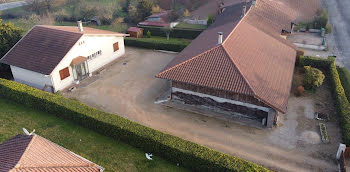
0 22 128 92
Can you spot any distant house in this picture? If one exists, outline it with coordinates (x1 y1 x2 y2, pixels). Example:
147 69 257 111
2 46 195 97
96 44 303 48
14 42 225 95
128 27 143 38
0 21 128 92
138 10 172 27
156 0 298 128
0 134 104 171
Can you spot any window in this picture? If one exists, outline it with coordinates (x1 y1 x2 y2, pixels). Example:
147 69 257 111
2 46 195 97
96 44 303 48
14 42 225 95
113 42 119 52
87 50 102 60
59 67 70 80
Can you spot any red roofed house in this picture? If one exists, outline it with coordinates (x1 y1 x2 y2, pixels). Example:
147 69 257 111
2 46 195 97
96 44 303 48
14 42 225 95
138 10 172 27
156 0 297 128
0 134 104 171
0 21 128 92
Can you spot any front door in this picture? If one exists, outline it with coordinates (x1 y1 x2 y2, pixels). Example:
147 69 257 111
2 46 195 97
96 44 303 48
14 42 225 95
73 61 89 81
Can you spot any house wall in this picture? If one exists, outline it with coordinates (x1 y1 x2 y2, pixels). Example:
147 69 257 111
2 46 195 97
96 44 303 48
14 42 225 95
51 35 125 91
11 66 53 90
171 81 277 127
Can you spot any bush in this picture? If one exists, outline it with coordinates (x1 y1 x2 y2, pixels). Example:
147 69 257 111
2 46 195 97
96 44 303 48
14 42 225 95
299 56 332 71
303 66 325 90
328 60 350 145
138 25 203 39
207 14 215 26
326 23 332 34
125 37 189 52
147 30 151 38
0 78 268 172
338 67 350 101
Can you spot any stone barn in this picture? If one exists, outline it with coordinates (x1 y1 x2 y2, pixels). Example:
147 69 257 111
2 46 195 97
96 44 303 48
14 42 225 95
156 0 297 128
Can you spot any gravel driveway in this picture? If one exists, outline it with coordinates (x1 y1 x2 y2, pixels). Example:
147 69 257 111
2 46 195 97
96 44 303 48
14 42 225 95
64 47 341 172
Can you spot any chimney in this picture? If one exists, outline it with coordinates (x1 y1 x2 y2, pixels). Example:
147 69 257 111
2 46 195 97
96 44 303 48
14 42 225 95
218 32 223 44
77 21 83 32
241 5 247 17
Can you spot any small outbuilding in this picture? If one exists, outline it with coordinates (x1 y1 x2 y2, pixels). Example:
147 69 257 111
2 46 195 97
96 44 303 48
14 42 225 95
127 27 143 38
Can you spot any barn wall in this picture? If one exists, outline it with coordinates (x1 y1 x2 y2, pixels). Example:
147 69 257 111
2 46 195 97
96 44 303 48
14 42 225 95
171 81 277 127
172 81 269 107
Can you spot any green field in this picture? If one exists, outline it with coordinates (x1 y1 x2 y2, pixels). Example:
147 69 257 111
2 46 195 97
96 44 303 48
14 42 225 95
0 98 187 172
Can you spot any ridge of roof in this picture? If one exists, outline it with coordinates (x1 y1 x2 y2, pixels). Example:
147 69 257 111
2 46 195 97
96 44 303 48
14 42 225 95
15 135 36 168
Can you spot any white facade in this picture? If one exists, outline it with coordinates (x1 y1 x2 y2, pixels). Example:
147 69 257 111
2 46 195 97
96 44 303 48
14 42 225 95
11 66 53 90
11 35 125 92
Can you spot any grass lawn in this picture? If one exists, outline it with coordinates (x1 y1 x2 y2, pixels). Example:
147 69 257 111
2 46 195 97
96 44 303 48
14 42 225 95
175 22 207 30
133 36 192 44
0 98 187 172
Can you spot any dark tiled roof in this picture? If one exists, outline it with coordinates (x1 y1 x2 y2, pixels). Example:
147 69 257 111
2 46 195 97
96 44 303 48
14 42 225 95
0 134 102 172
0 25 126 75
157 0 297 113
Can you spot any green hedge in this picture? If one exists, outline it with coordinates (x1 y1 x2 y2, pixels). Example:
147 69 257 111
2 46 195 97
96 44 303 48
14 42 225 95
138 25 203 39
299 56 332 70
125 37 189 52
0 78 269 172
338 67 350 101
299 56 350 145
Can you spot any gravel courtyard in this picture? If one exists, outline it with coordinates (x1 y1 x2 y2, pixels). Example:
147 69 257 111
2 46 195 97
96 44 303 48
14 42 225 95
64 47 342 172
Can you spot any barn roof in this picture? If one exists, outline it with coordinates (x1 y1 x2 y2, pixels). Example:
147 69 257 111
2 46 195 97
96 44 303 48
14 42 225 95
0 134 103 172
156 0 297 113
0 25 127 75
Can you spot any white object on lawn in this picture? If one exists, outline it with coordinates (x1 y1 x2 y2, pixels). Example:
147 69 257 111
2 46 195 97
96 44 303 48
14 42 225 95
23 128 35 135
145 153 153 160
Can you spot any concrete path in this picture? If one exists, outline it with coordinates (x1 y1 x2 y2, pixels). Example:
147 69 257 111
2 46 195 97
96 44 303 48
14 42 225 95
322 0 350 68
0 1 27 11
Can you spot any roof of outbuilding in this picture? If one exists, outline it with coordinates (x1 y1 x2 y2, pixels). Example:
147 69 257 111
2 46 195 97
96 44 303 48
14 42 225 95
0 134 103 172
0 25 127 75
156 0 297 113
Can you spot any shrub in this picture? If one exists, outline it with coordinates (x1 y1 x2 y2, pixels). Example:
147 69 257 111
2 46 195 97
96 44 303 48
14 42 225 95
0 78 269 172
124 37 189 52
299 56 332 70
207 14 215 26
147 30 151 38
303 66 325 90
338 67 350 101
326 23 332 33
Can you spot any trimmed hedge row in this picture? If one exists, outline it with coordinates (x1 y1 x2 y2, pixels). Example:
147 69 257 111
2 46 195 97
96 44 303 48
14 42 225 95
0 78 269 172
299 56 350 145
299 56 331 70
138 25 203 39
124 37 189 52
338 67 350 101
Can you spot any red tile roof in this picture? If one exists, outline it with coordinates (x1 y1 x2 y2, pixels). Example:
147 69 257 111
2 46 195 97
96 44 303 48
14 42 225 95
0 134 103 172
0 25 127 75
156 0 297 113
127 27 142 33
